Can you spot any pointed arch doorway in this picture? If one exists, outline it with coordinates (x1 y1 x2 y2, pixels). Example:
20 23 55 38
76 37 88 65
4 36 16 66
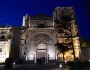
36 43 48 63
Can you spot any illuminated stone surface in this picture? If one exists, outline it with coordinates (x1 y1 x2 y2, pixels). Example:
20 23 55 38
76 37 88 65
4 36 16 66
0 7 81 63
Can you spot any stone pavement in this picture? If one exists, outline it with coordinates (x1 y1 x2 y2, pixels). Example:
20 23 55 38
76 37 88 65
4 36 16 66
0 63 90 70
0 63 60 70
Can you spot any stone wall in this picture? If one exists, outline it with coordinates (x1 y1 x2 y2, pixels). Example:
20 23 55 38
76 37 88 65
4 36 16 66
80 47 90 61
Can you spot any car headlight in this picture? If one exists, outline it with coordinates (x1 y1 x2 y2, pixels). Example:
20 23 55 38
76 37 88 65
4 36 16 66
59 64 62 68
13 62 15 65
65 61 67 64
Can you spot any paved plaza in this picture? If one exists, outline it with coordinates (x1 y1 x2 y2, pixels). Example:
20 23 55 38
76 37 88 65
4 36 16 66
0 63 90 70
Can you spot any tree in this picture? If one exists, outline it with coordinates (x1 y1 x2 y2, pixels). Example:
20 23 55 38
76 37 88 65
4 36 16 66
55 41 71 61
81 36 90 47
54 14 77 66
81 37 87 47
87 39 90 47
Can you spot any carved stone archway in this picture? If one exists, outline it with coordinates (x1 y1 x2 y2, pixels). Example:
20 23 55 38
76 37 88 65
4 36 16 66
36 43 48 63
23 32 57 63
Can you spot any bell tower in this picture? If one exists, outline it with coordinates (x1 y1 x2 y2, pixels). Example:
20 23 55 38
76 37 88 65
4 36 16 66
53 7 81 61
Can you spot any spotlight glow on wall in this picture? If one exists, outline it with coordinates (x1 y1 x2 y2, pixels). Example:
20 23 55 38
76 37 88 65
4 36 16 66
0 40 10 63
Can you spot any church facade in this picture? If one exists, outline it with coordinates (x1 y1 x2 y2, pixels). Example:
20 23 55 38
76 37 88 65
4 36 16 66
0 7 81 63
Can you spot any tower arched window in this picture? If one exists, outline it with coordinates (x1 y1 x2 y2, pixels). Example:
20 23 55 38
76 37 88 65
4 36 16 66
61 15 71 22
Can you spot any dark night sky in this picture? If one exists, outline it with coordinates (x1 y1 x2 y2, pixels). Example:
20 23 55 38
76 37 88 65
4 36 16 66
0 0 90 39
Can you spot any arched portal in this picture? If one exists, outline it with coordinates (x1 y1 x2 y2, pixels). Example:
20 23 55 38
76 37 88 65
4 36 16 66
25 33 56 63
36 43 48 63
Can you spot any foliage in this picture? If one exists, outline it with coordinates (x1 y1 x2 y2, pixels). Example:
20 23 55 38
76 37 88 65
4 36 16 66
82 41 87 47
81 37 90 47
55 41 71 61
87 39 90 47
55 42 69 52
54 14 76 62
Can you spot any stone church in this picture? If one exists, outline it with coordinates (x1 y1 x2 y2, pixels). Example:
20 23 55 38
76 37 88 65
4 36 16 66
0 7 81 63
